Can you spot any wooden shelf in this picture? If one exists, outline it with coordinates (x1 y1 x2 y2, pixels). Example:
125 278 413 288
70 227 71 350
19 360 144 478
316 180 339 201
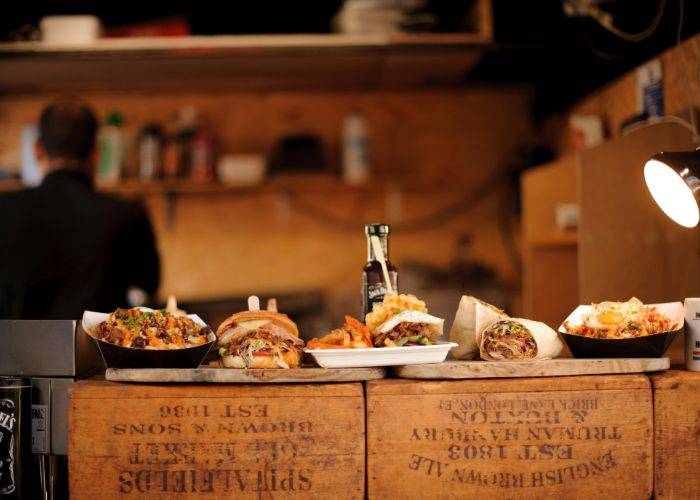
1 175 464 197
98 176 384 196
529 232 579 249
0 31 491 93
0 179 22 192
0 32 490 54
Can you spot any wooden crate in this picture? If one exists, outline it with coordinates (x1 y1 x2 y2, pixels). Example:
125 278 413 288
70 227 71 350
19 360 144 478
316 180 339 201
68 381 365 499
366 375 653 499
651 370 700 499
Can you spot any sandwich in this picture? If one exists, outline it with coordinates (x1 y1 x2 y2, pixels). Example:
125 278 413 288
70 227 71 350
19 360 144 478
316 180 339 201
365 293 444 347
215 310 304 369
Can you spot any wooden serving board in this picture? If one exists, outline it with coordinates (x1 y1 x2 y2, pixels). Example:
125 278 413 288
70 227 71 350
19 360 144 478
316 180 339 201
394 357 669 379
106 365 386 383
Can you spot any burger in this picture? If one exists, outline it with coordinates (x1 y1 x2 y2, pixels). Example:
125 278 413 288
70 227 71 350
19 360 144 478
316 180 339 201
215 310 304 368
365 293 444 347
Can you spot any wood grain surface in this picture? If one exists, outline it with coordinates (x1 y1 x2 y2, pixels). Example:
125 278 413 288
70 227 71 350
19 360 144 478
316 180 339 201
69 380 365 499
579 122 699 304
0 89 531 305
106 366 386 383
521 154 580 334
651 370 700 499
394 358 669 379
366 375 653 499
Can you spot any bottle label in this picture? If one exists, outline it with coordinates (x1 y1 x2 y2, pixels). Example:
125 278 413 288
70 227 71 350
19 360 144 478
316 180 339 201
363 274 398 317
31 405 48 455
367 282 389 301
0 398 17 495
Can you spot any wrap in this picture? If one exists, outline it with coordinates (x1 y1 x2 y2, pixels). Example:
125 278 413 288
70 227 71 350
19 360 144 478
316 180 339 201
479 318 563 360
449 296 508 360
372 310 444 347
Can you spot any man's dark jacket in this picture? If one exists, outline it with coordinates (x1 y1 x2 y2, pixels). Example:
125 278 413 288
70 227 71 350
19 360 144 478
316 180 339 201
0 169 160 319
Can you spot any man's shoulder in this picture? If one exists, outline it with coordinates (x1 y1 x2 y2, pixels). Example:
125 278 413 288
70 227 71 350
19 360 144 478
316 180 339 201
0 184 151 226
90 191 150 225
0 186 39 210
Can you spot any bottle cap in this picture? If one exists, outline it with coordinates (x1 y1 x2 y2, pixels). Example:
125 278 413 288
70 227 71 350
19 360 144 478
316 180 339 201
140 123 162 137
106 112 123 126
365 223 390 236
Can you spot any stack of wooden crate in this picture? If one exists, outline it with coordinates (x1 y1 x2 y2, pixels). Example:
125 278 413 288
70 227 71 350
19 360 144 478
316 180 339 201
69 370 700 499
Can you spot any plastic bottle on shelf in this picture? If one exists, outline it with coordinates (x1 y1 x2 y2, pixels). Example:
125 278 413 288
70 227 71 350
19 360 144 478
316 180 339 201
190 127 216 182
162 135 180 179
175 105 197 178
342 109 370 185
97 112 124 183
137 124 163 181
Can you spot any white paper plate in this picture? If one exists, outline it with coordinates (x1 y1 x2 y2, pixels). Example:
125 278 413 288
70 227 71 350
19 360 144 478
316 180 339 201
304 342 458 368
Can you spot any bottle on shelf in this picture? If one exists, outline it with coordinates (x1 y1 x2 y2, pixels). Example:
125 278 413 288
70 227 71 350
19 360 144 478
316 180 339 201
97 112 124 183
342 109 370 185
137 123 163 181
190 127 216 183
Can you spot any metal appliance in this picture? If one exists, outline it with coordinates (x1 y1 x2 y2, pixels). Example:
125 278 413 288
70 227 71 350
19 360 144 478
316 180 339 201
0 320 103 499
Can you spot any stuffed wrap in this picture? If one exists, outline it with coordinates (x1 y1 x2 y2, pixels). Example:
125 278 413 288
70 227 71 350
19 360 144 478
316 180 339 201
479 318 563 360
449 296 508 360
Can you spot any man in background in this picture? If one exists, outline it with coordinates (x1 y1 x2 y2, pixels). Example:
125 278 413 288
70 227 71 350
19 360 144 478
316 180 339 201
0 99 160 318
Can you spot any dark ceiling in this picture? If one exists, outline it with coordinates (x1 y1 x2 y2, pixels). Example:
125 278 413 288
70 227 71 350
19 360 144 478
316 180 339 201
1 0 697 118
478 0 700 118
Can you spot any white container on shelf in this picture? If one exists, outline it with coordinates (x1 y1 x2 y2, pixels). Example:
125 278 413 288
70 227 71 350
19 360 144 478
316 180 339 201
217 154 266 186
40 16 102 45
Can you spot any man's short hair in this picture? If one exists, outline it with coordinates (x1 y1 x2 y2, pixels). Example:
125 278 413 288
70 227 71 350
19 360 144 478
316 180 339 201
39 100 98 160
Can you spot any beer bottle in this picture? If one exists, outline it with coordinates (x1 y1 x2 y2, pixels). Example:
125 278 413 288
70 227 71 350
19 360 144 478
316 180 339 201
362 224 398 318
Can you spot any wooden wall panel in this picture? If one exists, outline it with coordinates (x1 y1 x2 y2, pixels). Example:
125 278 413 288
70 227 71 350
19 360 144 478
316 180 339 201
521 155 579 330
578 121 699 303
148 188 519 302
552 33 700 154
521 155 579 244
523 247 579 338
0 88 531 184
0 89 532 302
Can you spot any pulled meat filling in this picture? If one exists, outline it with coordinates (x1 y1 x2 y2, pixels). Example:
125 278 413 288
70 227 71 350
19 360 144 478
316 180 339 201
373 322 433 347
91 308 211 349
218 326 303 368
481 320 537 360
